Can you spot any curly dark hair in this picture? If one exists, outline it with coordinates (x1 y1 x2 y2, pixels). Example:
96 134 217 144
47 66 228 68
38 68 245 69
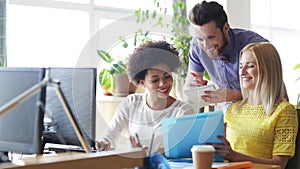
127 40 181 85
189 1 227 30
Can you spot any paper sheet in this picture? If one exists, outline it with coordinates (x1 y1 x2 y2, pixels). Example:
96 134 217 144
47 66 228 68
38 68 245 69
184 84 216 108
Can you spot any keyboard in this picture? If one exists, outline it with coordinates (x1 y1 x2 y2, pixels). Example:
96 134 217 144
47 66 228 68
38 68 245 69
44 143 99 153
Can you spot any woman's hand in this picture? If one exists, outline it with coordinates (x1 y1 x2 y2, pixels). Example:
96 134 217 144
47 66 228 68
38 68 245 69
129 135 142 148
212 135 290 169
211 135 238 161
95 139 111 151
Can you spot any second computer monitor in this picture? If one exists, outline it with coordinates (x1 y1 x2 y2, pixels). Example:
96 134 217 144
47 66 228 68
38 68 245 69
44 68 96 149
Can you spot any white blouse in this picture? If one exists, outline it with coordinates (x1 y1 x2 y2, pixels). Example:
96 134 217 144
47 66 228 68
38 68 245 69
101 93 195 153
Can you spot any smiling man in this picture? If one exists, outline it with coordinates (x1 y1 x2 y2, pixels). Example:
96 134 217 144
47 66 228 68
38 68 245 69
184 1 268 105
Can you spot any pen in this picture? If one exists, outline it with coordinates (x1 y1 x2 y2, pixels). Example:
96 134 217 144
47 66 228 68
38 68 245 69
134 133 148 157
135 133 141 147
191 72 197 77
190 72 198 86
148 132 155 156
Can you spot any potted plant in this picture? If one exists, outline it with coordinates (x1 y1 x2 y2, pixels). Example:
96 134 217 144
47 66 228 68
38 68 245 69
97 50 136 96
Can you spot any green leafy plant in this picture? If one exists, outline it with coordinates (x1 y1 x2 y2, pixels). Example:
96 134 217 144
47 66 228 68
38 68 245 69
294 63 300 108
133 1 210 80
134 1 191 78
294 64 300 81
128 1 190 99
97 50 127 93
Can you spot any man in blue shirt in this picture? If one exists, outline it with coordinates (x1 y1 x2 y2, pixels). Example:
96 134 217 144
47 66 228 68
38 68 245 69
184 1 268 104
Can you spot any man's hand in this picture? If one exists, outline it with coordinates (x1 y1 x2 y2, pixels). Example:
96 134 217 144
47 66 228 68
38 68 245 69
187 72 208 87
202 88 242 103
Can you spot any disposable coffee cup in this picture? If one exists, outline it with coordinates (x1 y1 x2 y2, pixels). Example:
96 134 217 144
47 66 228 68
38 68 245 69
191 145 215 169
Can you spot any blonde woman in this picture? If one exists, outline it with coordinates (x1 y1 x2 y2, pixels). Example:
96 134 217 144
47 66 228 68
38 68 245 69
212 42 298 169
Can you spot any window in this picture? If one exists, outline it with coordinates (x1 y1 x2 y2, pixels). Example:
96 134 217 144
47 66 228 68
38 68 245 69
94 0 172 12
7 0 173 96
7 0 300 104
7 0 172 68
7 4 89 67
250 0 300 105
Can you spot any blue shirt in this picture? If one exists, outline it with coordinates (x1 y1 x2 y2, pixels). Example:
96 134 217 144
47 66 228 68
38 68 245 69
189 28 268 90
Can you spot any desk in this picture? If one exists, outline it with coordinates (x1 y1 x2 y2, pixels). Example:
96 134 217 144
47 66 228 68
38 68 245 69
169 161 280 169
2 148 280 169
0 148 143 169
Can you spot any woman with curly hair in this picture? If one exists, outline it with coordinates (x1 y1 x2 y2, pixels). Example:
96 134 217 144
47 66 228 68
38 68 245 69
96 40 195 154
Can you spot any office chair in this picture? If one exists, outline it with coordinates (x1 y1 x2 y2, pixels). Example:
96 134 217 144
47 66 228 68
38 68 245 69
285 109 300 169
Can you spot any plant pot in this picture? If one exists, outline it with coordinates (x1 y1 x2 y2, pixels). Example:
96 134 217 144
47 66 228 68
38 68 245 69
111 74 136 97
101 85 112 96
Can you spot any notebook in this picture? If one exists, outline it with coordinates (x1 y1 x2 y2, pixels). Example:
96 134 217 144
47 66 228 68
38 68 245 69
162 112 224 161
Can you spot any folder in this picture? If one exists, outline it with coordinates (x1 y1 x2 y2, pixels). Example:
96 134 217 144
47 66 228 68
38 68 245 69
162 112 224 161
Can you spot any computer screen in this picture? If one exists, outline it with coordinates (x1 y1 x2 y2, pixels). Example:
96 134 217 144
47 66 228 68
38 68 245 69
43 68 96 150
0 67 46 155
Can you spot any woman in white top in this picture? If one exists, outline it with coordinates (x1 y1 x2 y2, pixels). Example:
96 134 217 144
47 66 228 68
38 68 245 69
95 40 195 154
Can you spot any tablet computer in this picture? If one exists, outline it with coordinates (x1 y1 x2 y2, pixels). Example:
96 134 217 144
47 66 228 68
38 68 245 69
162 111 224 161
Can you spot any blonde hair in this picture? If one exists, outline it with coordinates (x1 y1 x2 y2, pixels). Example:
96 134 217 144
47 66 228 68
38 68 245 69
239 42 286 115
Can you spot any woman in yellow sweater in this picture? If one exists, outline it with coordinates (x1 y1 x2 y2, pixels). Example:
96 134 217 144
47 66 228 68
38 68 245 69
212 42 298 169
